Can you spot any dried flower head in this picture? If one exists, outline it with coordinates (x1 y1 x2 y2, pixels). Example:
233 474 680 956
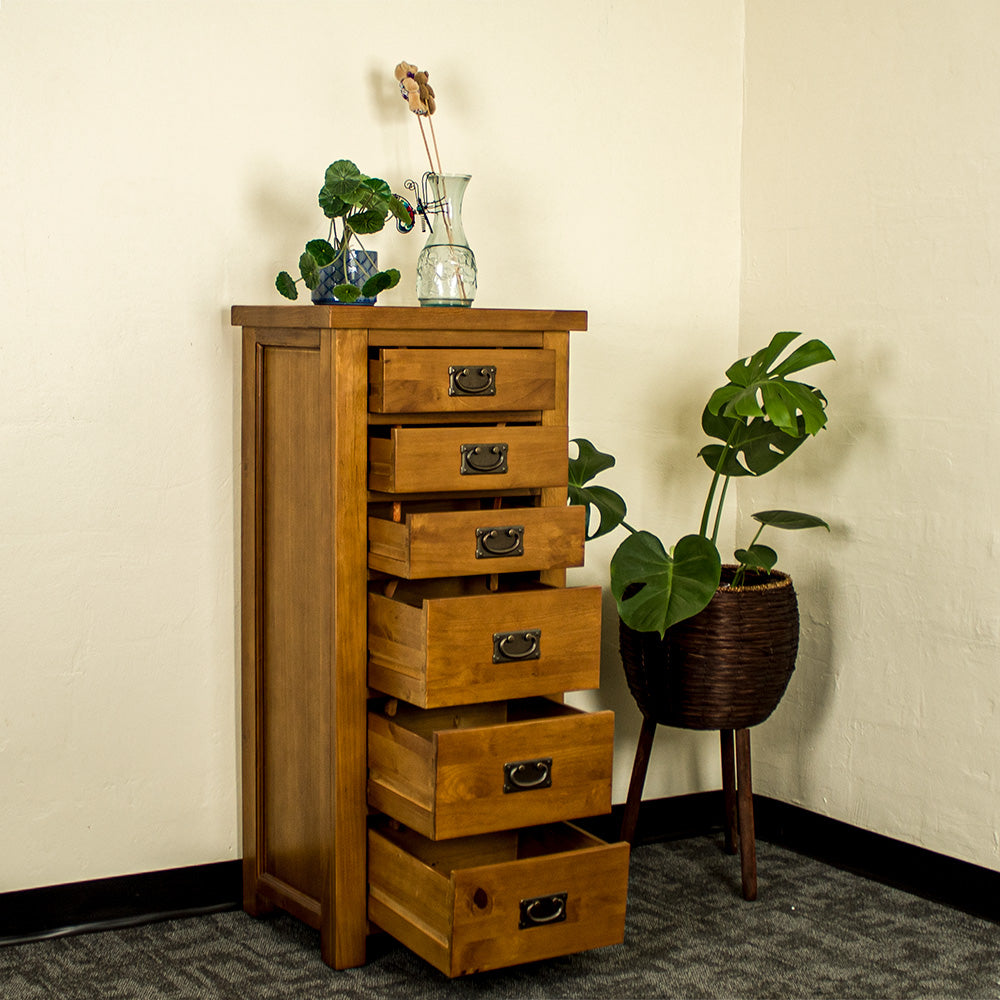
394 60 436 116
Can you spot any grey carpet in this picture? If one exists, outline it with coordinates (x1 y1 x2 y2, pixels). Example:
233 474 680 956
2 836 998 999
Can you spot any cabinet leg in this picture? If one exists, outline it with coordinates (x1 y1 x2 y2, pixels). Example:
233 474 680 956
720 729 738 855
735 728 757 901
620 716 657 845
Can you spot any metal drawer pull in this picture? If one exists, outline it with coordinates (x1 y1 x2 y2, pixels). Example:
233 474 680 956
475 525 524 559
519 893 567 929
493 629 541 663
449 364 497 396
504 757 552 793
460 442 508 475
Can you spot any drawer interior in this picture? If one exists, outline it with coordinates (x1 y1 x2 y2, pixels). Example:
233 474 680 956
374 696 586 740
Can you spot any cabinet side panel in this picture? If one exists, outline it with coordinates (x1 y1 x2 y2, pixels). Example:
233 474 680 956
259 343 330 900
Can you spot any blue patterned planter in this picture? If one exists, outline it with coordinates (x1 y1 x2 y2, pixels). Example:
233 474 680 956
311 249 379 305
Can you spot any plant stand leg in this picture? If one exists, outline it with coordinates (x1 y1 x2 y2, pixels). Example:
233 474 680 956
735 727 758 901
720 729 738 855
620 716 657 845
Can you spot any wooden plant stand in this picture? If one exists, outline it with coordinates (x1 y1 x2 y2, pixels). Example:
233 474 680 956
620 719 758 901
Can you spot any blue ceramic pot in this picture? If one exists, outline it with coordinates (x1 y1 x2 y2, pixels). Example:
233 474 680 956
311 249 379 305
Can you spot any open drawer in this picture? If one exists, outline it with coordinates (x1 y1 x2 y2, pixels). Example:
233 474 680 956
368 821 629 977
368 698 613 840
368 579 602 707
367 505 585 579
369 425 568 494
369 348 557 414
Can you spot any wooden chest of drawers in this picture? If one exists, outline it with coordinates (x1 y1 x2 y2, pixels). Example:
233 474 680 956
234 305 627 976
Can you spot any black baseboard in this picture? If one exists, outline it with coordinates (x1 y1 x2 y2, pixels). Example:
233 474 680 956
3 796 997 946
578 792 1000 926
0 860 241 946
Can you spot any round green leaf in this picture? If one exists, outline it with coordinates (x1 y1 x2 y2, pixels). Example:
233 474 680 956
345 209 386 235
305 239 337 267
298 251 320 290
361 271 392 298
324 159 362 198
275 271 298 300
333 283 361 302
319 187 352 219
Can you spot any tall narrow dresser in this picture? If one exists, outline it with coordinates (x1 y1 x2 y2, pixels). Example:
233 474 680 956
233 305 628 976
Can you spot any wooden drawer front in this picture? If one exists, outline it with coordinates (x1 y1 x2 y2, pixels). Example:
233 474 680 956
369 348 556 414
368 823 629 977
368 699 613 840
369 425 568 494
367 505 584 579
368 584 602 708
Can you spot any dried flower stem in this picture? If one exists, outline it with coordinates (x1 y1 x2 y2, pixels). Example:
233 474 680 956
417 117 436 176
427 116 444 175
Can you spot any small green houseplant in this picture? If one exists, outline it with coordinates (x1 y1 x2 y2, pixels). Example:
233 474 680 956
275 158 412 304
570 331 835 636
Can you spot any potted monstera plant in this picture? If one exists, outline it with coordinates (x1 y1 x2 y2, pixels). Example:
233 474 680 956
570 331 835 893
275 158 413 305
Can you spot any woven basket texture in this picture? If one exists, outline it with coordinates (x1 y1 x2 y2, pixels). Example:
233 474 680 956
619 567 799 730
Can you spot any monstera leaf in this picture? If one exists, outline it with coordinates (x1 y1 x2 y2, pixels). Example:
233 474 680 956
610 531 721 637
568 438 627 540
699 409 810 477
707 331 834 437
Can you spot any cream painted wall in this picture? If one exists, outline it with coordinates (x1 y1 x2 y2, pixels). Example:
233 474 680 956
0 1 745 891
740 1 1000 870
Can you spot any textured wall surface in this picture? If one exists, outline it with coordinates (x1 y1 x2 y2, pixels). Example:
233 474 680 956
0 0 744 890
740 0 1000 871
5 0 994 894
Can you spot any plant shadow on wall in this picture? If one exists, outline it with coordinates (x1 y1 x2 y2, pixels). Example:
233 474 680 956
570 331 837 744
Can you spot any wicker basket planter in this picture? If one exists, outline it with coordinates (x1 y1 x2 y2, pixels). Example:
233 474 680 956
619 567 799 730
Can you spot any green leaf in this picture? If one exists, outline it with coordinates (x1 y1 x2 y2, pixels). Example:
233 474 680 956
568 439 626 540
770 338 836 379
324 159 362 198
275 271 298 300
708 332 831 438
700 411 809 477
359 176 392 210
751 510 830 531
568 483 627 540
298 251 320 290
345 209 386 235
610 532 721 637
734 544 778 572
332 282 360 302
361 269 397 298
305 239 337 267
569 438 616 487
319 187 352 219
389 194 413 227
725 331 800 386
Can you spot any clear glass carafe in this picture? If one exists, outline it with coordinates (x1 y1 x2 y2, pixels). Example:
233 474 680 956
416 173 477 307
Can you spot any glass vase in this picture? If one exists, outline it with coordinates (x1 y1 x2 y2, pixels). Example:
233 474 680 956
416 173 477 307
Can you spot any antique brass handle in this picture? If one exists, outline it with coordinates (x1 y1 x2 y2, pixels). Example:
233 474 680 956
460 442 508 475
475 525 524 559
503 757 552 793
519 893 567 929
493 629 541 663
449 364 497 396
